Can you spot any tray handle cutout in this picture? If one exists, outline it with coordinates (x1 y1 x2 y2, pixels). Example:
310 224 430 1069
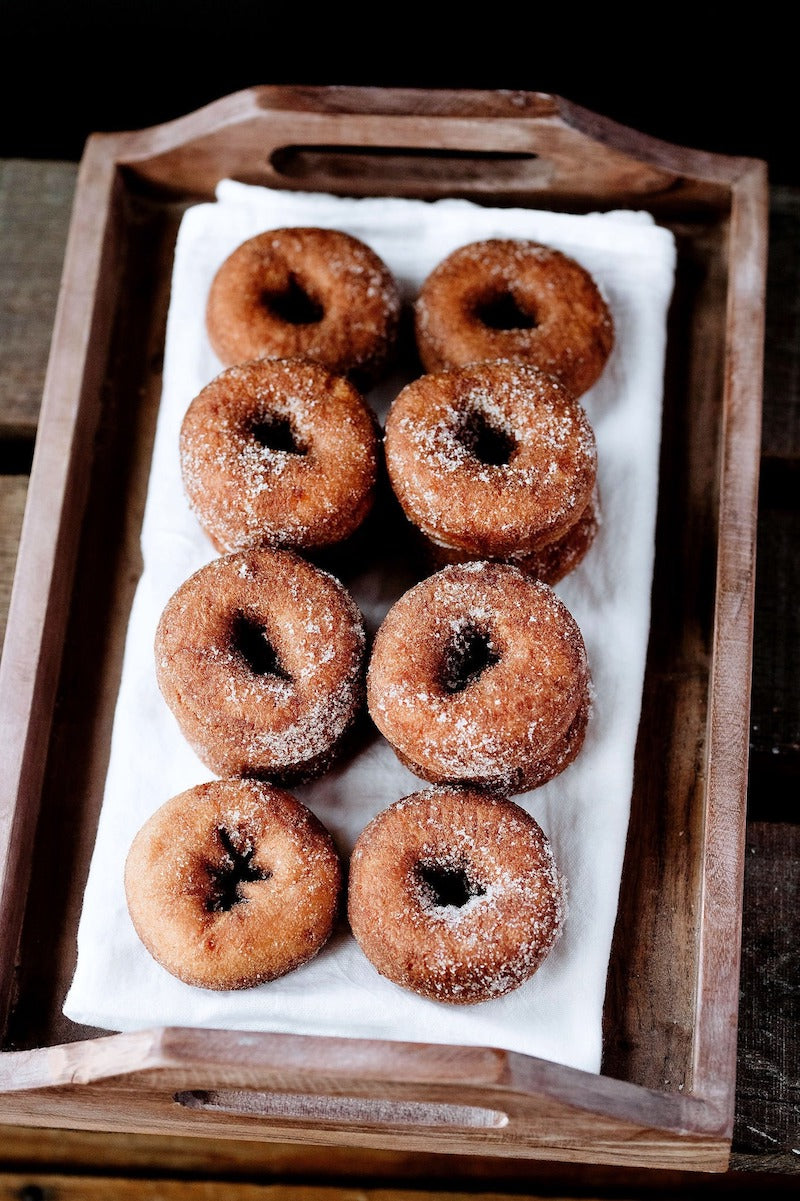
268 144 553 190
175 1087 508 1129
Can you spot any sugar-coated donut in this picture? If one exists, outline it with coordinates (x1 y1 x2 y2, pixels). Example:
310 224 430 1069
206 227 401 390
384 360 598 567
125 779 342 990
367 561 591 795
180 357 379 555
348 787 566 1004
414 238 614 397
155 548 366 782
423 483 601 586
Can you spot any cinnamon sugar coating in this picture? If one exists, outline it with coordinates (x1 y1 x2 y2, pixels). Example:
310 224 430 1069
180 357 379 555
414 237 614 397
423 484 601 586
367 561 590 795
348 787 566 1004
384 361 598 561
155 548 366 782
125 779 342 990
206 227 401 390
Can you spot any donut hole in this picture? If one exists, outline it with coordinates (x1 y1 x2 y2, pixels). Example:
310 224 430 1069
250 414 307 457
456 409 516 468
205 826 272 913
473 288 537 331
415 859 487 910
440 621 501 693
231 612 292 681
261 274 324 325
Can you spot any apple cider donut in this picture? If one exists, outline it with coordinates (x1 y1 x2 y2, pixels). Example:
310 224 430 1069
125 779 342 990
414 237 614 397
367 561 591 795
384 360 598 565
423 483 601 586
206 227 401 389
155 548 366 782
180 357 380 555
348 787 566 1004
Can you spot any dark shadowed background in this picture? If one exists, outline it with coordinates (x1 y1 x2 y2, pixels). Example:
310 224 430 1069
3 3 795 182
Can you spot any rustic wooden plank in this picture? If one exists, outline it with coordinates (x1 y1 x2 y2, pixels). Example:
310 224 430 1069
0 1124 798 1192
0 1171 749 1201
0 161 77 440
0 86 769 1170
761 186 800 462
747 180 800 810
733 822 800 1161
9 1169 799 1201
748 504 800 805
0 477 27 653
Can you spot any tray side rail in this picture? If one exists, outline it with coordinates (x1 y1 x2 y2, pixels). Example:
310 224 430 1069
0 1027 731 1171
692 161 768 1106
0 137 128 1032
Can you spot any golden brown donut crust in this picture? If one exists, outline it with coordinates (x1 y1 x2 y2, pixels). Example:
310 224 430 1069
384 361 597 559
367 561 590 795
180 357 379 555
422 483 601 585
125 779 342 990
206 227 401 390
155 548 366 781
348 787 566 1004
414 238 614 397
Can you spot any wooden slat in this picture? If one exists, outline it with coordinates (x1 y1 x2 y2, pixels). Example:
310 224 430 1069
749 504 800 798
0 477 27 652
0 1123 798 1189
0 161 77 439
761 186 800 461
0 1173 739 1201
733 822 800 1161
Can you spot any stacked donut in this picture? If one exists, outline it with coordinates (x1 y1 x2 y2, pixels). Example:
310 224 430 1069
367 560 592 797
384 359 600 584
125 224 615 1007
386 237 613 583
128 226 405 993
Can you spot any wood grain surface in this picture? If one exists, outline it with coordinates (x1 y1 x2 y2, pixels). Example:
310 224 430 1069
0 90 761 1171
0 115 796 1191
0 161 77 440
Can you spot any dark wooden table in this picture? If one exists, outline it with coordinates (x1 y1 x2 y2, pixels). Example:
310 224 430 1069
0 157 797 1198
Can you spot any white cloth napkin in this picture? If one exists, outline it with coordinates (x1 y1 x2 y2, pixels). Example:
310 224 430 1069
64 181 676 1075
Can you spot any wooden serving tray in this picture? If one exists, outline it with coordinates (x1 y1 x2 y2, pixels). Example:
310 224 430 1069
0 87 766 1171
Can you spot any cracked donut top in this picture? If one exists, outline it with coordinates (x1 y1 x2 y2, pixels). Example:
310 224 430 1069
124 778 342 990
